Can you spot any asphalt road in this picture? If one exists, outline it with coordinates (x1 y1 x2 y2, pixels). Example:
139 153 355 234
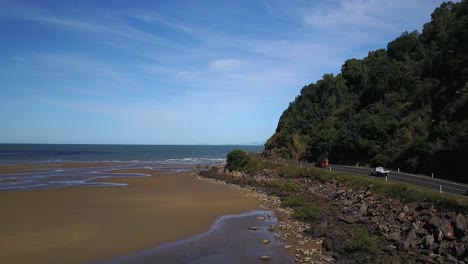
326 164 468 196
253 154 468 196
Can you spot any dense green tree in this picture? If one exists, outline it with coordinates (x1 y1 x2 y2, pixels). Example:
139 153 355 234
264 1 468 182
226 149 250 172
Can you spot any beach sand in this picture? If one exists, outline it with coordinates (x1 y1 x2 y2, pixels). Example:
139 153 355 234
0 167 260 264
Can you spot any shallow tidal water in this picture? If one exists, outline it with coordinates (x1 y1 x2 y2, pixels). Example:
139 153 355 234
95 210 294 264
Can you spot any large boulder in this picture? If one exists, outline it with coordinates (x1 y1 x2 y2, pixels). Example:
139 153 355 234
403 229 418 250
358 203 368 217
455 214 468 235
311 221 328 238
385 232 402 242
423 235 435 248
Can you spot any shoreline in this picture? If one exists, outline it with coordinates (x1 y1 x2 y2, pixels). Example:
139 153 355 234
97 210 294 264
193 170 327 263
0 164 262 263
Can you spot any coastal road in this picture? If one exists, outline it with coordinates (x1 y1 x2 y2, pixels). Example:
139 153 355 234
251 154 468 196
326 164 468 196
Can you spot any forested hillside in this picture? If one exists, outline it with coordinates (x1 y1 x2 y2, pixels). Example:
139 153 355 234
264 1 468 182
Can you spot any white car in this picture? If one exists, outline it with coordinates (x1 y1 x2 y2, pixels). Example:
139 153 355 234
370 167 390 176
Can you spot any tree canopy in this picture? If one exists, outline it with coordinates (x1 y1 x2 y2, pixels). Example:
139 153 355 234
226 149 251 172
264 1 468 182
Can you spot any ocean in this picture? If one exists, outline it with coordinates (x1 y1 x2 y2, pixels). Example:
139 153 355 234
0 144 263 191
0 144 263 164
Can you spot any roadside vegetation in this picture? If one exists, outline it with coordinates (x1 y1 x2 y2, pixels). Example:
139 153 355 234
225 150 468 213
346 228 379 254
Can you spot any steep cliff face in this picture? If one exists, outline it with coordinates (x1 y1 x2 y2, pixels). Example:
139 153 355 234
264 1 468 182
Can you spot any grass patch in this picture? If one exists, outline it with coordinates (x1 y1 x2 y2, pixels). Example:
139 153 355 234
292 204 320 221
243 158 271 174
264 180 300 196
346 228 379 254
278 165 311 178
265 180 282 188
281 182 300 192
283 195 306 207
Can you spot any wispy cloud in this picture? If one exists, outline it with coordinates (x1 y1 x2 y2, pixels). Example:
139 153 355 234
299 0 437 32
0 0 449 144
208 58 248 73
0 2 182 49
13 53 138 89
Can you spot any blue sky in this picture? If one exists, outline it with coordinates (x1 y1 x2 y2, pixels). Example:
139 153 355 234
0 0 448 144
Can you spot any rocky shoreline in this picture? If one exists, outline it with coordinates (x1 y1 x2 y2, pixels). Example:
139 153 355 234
195 165 468 264
192 171 329 263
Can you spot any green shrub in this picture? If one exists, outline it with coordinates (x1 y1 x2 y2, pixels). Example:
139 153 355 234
279 165 310 178
244 158 269 174
280 182 300 193
346 228 379 253
265 180 282 188
307 169 333 183
226 149 250 172
283 196 306 207
292 205 320 221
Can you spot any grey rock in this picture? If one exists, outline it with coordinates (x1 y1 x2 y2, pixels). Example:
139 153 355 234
359 203 368 217
321 255 335 263
456 214 467 233
404 229 418 250
423 235 435 247
419 209 432 216
338 215 358 224
416 228 427 237
335 189 346 196
383 244 397 252
399 212 406 221
417 254 431 263
323 238 334 251
386 232 402 242
311 221 328 238
452 242 465 258
445 253 458 263
439 241 448 254
430 216 443 227
403 205 410 214
423 256 439 264
440 222 455 240
429 242 439 252
446 211 457 219
435 228 444 242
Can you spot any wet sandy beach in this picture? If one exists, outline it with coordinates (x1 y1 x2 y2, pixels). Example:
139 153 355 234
0 164 263 263
99 210 294 264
